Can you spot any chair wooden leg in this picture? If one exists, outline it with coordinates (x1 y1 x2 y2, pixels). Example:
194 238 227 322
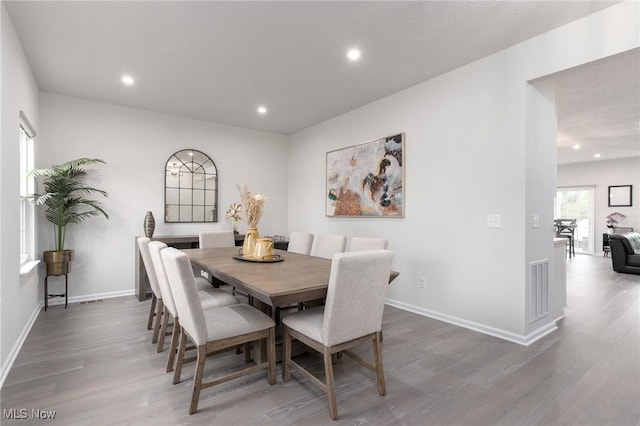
267 328 276 385
147 294 157 330
166 318 180 373
373 332 386 396
173 328 188 385
189 345 207 415
244 343 251 363
323 349 338 420
157 307 170 352
282 326 291 381
152 299 164 344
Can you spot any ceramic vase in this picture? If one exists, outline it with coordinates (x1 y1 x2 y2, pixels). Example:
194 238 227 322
144 211 156 238
243 227 259 258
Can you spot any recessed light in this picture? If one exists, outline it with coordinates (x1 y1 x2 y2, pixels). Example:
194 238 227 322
347 48 361 61
257 106 267 115
594 153 601 158
572 144 581 150
121 75 135 86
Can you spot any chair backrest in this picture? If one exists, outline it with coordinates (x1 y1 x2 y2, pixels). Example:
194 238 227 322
137 237 162 299
310 234 347 259
287 232 314 255
348 237 389 252
322 250 393 346
198 231 235 248
161 247 208 346
148 241 177 317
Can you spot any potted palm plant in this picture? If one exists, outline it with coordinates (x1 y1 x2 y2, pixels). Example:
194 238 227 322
29 158 109 275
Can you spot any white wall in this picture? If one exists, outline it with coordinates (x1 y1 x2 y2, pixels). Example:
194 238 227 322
38 93 289 299
1 2 41 384
288 2 639 344
558 157 640 253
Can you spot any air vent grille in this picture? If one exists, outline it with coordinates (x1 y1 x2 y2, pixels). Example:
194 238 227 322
529 260 549 323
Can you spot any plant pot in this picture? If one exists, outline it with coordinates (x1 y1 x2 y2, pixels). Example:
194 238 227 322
43 250 74 275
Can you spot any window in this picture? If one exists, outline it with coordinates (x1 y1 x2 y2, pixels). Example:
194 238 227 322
19 111 36 265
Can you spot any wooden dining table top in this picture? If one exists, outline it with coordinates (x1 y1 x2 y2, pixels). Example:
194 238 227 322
182 247 398 308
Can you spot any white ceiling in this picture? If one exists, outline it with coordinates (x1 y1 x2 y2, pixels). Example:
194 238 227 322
553 49 639 165
5 1 637 164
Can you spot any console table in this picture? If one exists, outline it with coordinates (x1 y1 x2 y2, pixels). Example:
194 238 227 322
603 233 611 257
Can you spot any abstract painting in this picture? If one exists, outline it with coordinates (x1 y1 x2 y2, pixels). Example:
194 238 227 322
326 133 404 217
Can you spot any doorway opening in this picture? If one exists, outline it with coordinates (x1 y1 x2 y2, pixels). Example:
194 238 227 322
555 186 595 255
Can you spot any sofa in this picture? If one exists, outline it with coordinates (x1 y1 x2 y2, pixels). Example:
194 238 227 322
609 232 640 275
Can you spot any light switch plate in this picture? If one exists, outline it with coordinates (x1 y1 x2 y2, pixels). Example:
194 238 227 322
532 214 540 228
487 214 501 228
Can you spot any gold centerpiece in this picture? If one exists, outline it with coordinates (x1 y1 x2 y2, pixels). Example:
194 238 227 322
239 184 267 257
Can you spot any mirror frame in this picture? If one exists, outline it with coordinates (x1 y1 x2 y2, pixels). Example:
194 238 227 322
164 149 218 223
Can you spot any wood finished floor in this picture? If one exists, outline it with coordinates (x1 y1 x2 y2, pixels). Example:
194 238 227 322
2 255 639 425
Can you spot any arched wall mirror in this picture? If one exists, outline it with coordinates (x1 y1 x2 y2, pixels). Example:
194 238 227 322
165 149 218 223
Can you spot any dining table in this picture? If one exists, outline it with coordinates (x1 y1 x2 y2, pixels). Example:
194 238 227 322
182 246 399 361
182 246 399 317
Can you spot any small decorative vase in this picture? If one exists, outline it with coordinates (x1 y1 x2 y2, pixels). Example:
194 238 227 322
143 211 156 238
243 227 259 258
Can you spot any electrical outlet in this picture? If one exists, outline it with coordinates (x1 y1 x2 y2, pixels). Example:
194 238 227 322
487 214 501 228
418 276 427 289
200 270 209 280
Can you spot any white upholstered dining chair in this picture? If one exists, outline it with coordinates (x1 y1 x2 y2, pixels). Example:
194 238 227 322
310 234 347 259
161 247 276 415
348 236 388 251
148 241 237 366
282 249 394 420
347 236 391 341
198 230 241 294
287 232 314 255
275 232 315 317
198 231 235 248
137 237 166 343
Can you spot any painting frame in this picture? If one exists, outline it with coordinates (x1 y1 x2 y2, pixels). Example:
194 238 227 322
608 185 632 207
326 133 405 217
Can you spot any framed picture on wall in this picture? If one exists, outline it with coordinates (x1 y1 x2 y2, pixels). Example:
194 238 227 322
326 133 404 217
608 185 632 207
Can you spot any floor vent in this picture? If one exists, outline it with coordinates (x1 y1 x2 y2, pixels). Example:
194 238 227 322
529 260 549 323
80 299 104 304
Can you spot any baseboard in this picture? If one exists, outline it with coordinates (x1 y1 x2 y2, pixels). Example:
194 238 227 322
385 298 558 346
43 289 136 307
0 303 41 388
